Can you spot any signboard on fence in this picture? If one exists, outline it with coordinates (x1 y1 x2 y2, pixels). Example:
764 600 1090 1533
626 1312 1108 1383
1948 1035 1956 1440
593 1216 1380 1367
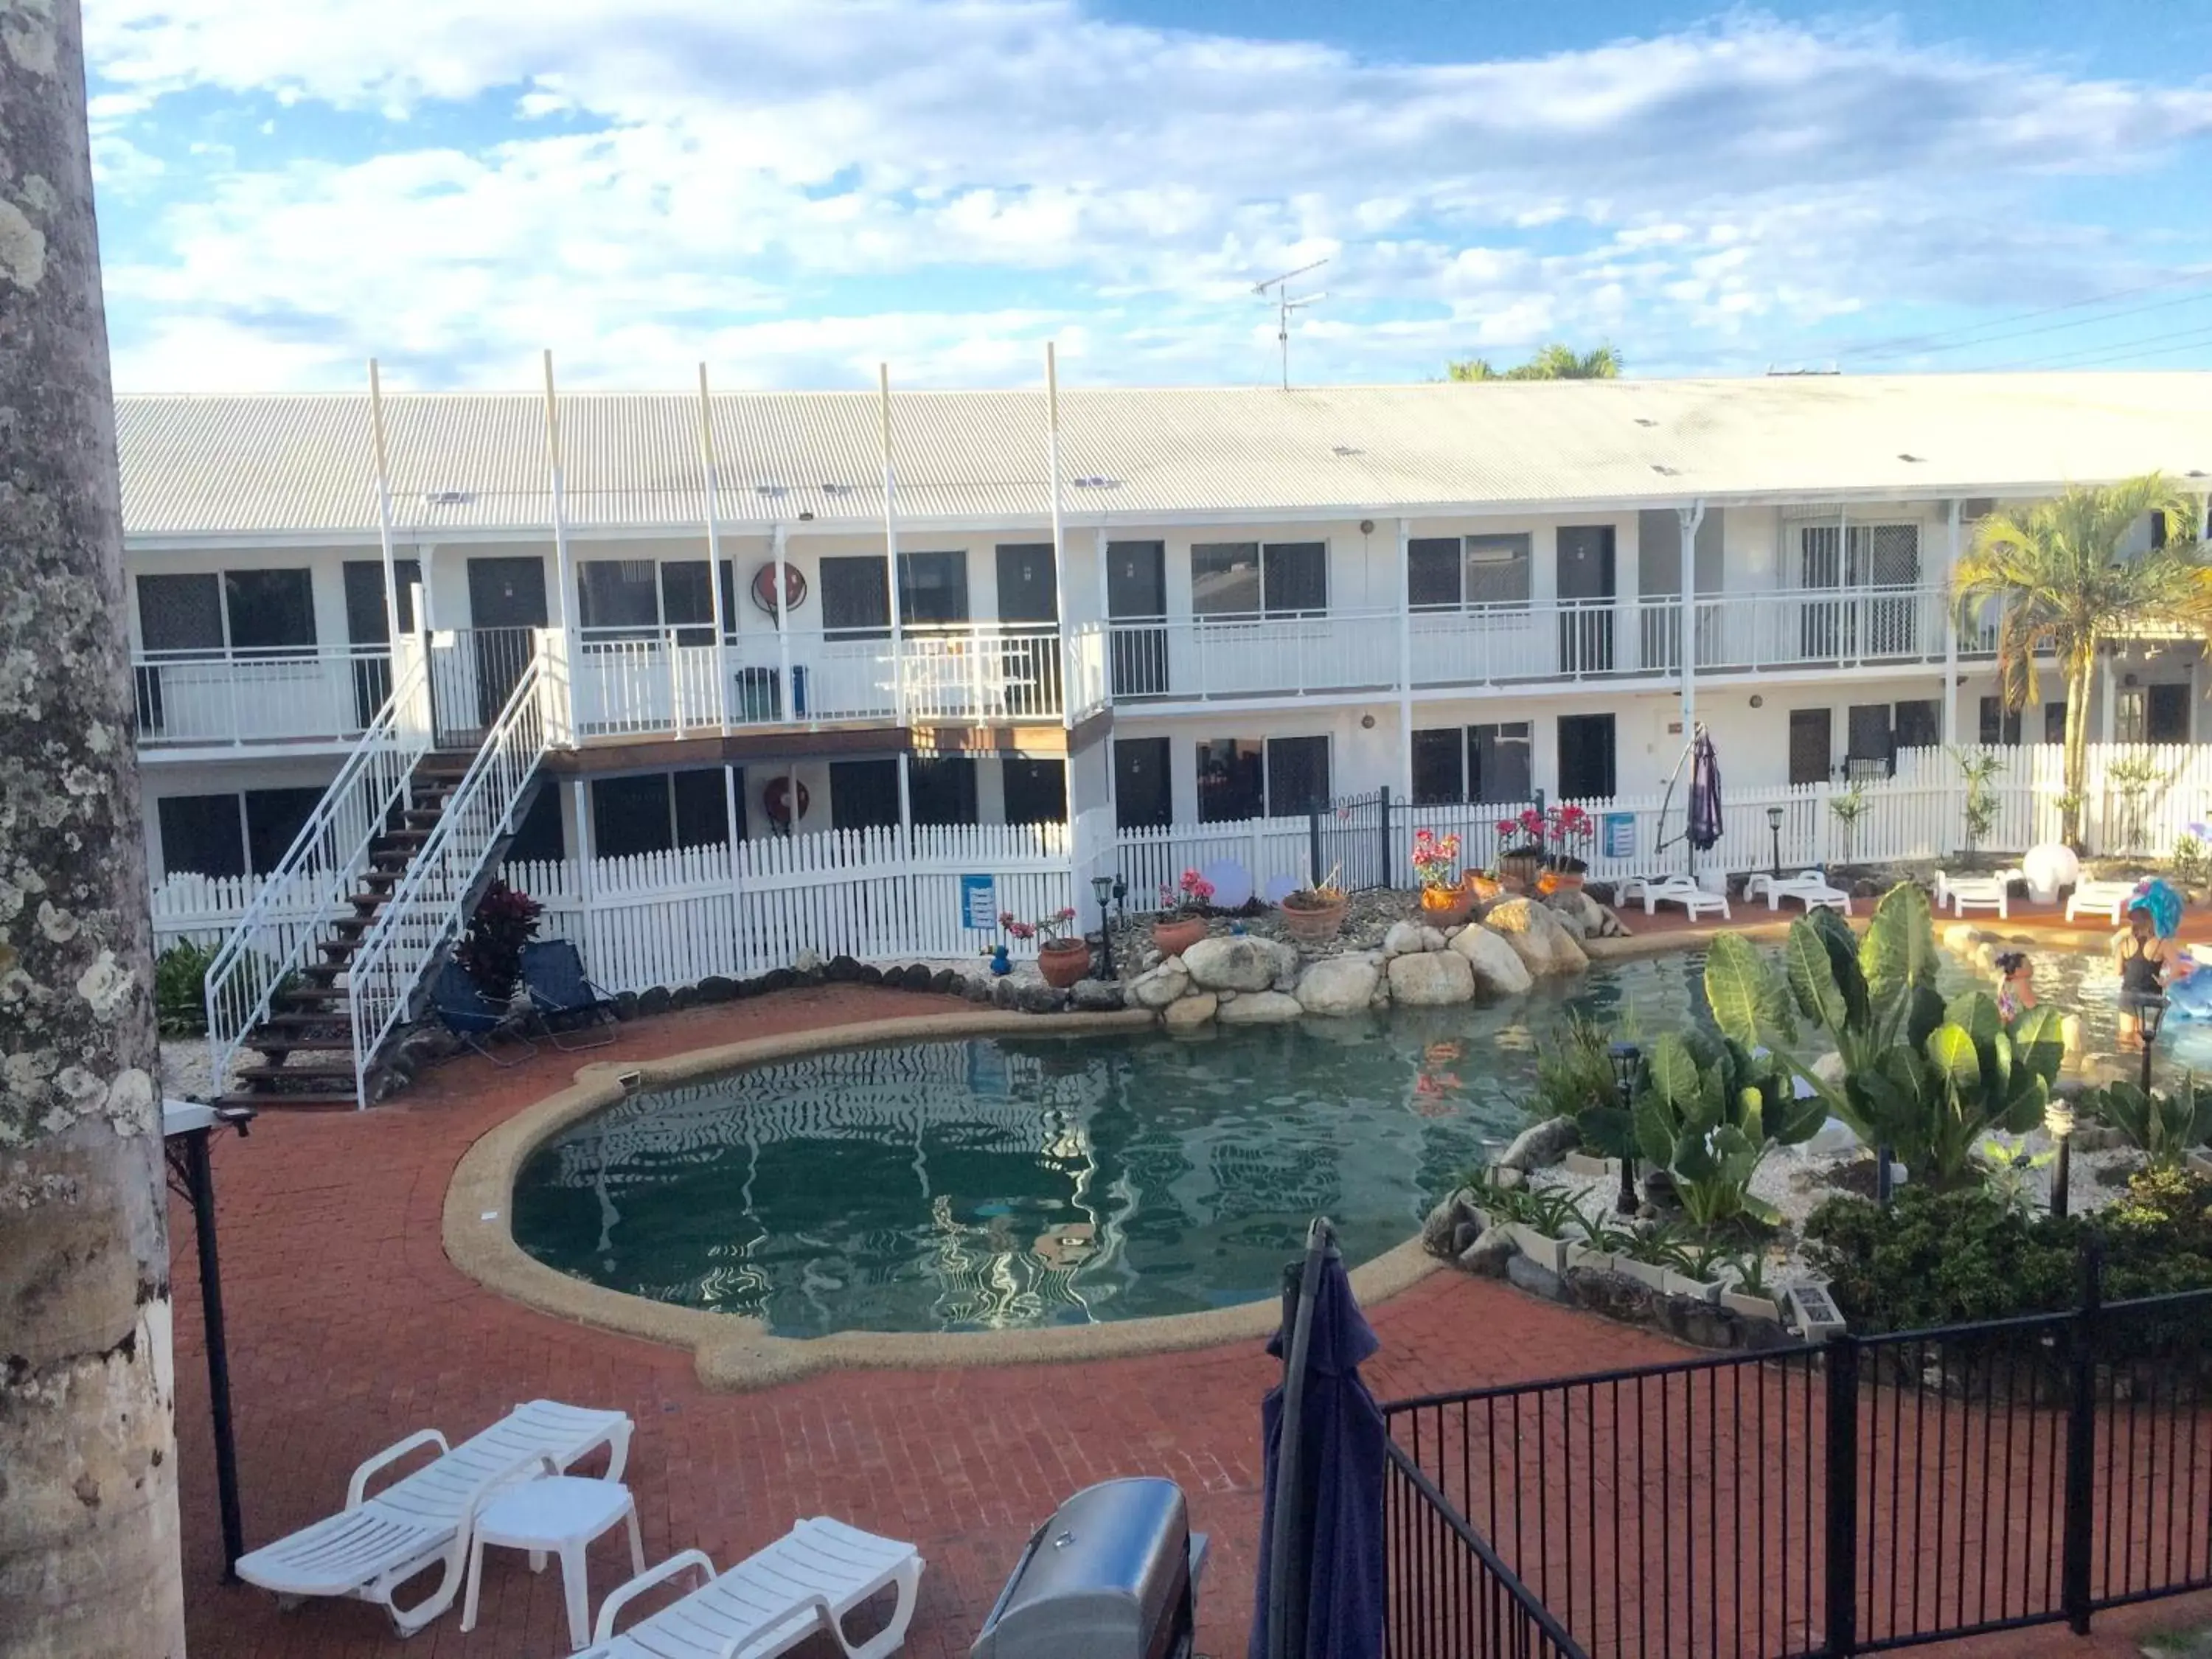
961 874 998 931
1601 813 1637 861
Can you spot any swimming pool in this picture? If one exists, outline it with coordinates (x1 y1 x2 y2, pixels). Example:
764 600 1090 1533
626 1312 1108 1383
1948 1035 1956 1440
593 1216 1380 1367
508 936 2183 1338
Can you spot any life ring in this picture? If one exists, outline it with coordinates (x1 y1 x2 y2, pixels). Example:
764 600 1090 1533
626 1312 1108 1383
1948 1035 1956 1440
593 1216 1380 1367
751 561 808 617
763 776 810 827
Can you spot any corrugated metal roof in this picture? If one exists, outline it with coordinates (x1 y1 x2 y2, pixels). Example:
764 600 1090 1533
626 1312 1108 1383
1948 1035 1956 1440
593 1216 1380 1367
114 373 2212 540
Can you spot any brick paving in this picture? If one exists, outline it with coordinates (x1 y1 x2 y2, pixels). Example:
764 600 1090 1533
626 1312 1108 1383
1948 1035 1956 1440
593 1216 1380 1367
169 980 2212 1658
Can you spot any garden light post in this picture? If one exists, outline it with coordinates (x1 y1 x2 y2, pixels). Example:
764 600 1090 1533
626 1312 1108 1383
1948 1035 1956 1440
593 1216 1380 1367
1091 874 1116 980
1767 804 1784 879
2048 1095 2075 1220
1609 1041 1642 1215
2138 993 2168 1095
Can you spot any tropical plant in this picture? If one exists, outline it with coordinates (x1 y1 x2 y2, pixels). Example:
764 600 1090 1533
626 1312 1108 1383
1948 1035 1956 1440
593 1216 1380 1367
1724 1247 1775 1297
1975 1135 2055 1218
2082 1075 2212 1169
1158 869 1214 915
1447 343 1621 381
1630 1027 1825 1226
1703 886 2066 1190
1951 473 2208 848
1527 1009 1620 1123
154 939 219 1037
2106 751 2163 853
1827 783 1869 861
2173 821 2212 889
1571 1206 1637 1256
1514 1186 1590 1239
1621 1219 1688 1266
457 880 544 1001
1952 745 2006 857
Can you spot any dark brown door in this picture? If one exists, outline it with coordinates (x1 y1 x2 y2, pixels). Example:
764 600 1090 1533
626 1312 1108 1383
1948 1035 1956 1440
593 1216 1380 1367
1789 709 1832 785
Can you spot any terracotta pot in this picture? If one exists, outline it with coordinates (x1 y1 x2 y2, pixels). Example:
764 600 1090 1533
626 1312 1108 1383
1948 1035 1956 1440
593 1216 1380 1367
1279 893 1349 945
1151 915 1208 959
1418 886 1478 928
1498 853 1541 890
1037 937 1093 989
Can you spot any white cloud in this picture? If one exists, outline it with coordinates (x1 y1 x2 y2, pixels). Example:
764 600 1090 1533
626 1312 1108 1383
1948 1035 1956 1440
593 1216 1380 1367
79 1 2212 389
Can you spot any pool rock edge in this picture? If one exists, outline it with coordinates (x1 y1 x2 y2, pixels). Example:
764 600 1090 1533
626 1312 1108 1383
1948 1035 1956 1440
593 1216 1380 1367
442 1008 1444 1392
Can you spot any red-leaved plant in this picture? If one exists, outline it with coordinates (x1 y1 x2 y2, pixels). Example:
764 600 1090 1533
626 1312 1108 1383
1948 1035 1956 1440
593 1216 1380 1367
458 880 544 1001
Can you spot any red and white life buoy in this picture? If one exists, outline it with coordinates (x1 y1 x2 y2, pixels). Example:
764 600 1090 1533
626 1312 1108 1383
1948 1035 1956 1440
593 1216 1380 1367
763 776 810 827
751 562 808 617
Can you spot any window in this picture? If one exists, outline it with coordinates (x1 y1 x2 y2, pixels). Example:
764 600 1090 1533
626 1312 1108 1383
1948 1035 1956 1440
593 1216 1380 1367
1113 738 1172 829
342 559 421 641
1003 758 1067 825
1846 703 1893 777
908 757 979 826
898 552 969 626
507 787 566 863
1411 728 1464 804
577 560 660 633
158 793 245 879
830 758 902 829
657 560 739 645
2115 689 2146 743
1197 738 1265 821
137 574 224 654
1407 540 1462 610
1267 735 1332 815
2045 702 2066 744
2149 683 2191 743
821 557 891 639
1557 714 1615 799
591 775 678 859
1470 723 1533 803
223 569 317 651
1893 699 1941 753
1465 535 1532 606
1790 709 1834 785
1979 696 2023 746
244 787 325 876
1192 542 1326 619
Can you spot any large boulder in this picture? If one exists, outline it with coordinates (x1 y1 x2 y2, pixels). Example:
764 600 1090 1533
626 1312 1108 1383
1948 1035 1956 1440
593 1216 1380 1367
1163 992 1218 1031
1127 960 1191 1009
1382 920 1431 957
1484 897 1585 976
1387 950 1475 1006
1548 914 1590 972
1295 954 1380 1016
1217 989 1303 1025
1458 1229 1518 1278
1071 978 1126 1012
1183 935 1290 993
1498 1116 1581 1172
1449 924 1534 995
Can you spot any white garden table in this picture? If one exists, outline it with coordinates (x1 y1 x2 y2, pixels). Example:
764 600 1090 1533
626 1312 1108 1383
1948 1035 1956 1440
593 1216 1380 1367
459 1475 645 1651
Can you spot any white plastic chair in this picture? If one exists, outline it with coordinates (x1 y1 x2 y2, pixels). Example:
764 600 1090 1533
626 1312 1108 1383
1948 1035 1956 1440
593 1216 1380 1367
1619 873 1730 920
2065 879 2139 925
1764 870 1852 915
234 1399 631 1636
583 1517 923 1659
1938 872 2008 919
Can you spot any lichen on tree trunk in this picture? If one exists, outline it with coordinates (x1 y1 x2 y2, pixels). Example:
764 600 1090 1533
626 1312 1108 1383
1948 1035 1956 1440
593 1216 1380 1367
0 1 187 1653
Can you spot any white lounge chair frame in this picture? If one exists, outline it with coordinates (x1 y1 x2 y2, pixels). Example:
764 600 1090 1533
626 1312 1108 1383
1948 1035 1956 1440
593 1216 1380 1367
235 1399 631 1636
1762 870 1852 914
2066 880 2140 925
584 1517 922 1659
1618 873 1731 920
1937 872 2009 919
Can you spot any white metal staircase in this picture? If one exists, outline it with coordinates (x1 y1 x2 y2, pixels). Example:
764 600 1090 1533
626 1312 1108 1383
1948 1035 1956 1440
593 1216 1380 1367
202 630 555 1108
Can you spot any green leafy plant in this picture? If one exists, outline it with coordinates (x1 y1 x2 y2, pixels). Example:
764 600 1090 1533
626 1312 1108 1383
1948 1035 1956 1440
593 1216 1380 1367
154 940 218 1037
2107 753 2164 855
1570 1207 1636 1256
456 880 545 1001
1951 745 2006 857
1703 886 2063 1190
1456 1166 1529 1225
1827 784 1870 862
1527 1009 1625 1127
1621 1219 1686 1266
2082 1076 2212 1169
1652 1234 1737 1284
1630 1026 1824 1228
1725 1248 1775 1297
1514 1185 1590 1239
2172 822 2212 889
1975 1135 2056 1218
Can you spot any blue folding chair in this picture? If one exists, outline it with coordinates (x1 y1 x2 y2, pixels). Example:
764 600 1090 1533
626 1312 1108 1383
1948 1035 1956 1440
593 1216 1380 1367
519 939 619 1051
431 959 538 1066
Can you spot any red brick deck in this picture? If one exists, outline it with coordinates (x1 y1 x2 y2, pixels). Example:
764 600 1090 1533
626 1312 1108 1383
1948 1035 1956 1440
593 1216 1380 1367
171 982 2212 1658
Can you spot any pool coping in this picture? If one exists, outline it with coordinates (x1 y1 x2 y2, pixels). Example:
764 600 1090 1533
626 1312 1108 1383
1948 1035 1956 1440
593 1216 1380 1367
442 1008 1446 1391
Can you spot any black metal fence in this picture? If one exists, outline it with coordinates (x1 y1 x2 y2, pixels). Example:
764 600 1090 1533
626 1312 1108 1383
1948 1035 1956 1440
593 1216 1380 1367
1382 1272 2212 1659
1312 787 1392 891
1386 1444 1590 1659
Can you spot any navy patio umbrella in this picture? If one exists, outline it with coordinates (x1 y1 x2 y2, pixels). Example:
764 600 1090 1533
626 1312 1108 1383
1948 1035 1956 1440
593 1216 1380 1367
1251 1217 1388 1659
1688 727 1725 854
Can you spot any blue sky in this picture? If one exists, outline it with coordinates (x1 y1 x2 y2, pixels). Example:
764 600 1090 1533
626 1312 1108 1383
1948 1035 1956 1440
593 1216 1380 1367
80 0 2212 392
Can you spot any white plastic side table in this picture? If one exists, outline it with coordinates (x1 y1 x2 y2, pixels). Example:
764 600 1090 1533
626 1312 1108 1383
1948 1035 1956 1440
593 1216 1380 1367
459 1475 644 1651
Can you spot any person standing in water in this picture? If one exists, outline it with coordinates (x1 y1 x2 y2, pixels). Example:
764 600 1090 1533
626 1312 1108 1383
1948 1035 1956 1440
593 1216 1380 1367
2115 902 2168 1048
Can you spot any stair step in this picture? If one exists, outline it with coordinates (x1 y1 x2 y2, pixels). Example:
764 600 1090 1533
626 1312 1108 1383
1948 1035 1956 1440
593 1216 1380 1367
296 962 343 984
236 1062 358 1083
278 985 351 1006
359 869 400 888
376 830 432 847
316 939 361 961
400 807 445 827
347 892 387 913
215 1091 357 1113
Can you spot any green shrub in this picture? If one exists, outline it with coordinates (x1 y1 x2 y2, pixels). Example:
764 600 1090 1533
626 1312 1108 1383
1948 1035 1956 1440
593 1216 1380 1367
1631 1027 1823 1227
155 940 218 1037
2083 1077 2212 1169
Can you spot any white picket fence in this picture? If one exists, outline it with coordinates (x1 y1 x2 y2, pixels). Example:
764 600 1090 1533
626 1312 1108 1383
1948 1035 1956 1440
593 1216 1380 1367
502 821 1075 995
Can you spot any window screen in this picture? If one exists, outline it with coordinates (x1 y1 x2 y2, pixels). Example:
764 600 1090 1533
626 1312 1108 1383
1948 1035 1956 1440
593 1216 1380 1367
821 558 891 638
1197 738 1265 821
1263 543 1326 614
592 775 675 858
1411 728 1464 804
908 756 979 826
223 569 316 650
1192 544 1262 618
158 793 245 879
897 552 969 625
577 560 660 633
1266 736 1331 815
1407 539 1462 609
245 787 326 875
1464 535 1532 606
138 574 225 654
1470 723 1533 803
671 768 731 848
830 758 901 828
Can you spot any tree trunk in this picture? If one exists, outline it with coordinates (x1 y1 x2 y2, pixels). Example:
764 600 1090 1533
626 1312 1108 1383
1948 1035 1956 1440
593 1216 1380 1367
0 2 187 1654
2061 650 2094 852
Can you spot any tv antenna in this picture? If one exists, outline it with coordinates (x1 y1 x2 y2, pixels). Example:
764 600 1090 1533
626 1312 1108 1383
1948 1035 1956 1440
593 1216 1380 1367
1253 259 1329 389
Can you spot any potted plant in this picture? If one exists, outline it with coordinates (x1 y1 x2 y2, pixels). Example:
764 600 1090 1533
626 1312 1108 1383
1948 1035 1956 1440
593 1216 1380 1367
1279 864 1349 944
1539 804 1594 893
1655 1237 1729 1304
1615 1222 1679 1291
1411 829 1481 926
1001 907 1090 988
1152 869 1214 958
1564 1208 1635 1276
1719 1250 1784 1324
1505 1186 1582 1275
1495 810 1546 891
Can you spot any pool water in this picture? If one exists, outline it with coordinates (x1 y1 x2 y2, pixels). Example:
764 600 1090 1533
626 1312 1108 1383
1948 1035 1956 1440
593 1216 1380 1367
509 937 2189 1338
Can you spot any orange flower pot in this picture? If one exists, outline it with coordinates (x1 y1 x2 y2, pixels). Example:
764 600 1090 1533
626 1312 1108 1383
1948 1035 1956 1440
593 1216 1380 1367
1037 938 1093 988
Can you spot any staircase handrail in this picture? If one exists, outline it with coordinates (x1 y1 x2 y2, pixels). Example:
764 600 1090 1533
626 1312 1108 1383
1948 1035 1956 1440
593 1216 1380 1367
201 644 432 1089
345 636 552 1106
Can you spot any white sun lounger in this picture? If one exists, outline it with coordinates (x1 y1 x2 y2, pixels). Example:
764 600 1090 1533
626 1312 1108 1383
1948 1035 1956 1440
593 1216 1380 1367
1756 870 1852 915
2065 879 2140 925
1936 871 2008 919
582 1518 923 1659
235 1399 631 1636
1617 874 1731 920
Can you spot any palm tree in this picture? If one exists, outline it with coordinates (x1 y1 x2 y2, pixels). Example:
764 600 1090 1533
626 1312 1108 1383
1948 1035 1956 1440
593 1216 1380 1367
1446 343 1621 382
0 0 187 1649
1951 473 2207 849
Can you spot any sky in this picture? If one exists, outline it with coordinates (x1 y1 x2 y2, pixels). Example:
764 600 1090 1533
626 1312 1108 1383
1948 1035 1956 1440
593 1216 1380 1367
80 0 2212 394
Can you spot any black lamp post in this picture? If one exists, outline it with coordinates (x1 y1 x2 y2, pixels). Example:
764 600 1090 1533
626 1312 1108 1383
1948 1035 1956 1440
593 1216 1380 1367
2138 992 2169 1095
2048 1094 2076 1220
1766 804 1785 879
1608 1041 1642 1214
1091 873 1117 979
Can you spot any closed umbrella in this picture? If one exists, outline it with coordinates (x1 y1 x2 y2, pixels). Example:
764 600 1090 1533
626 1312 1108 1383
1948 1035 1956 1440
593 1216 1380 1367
1688 728 1724 854
1252 1217 1387 1659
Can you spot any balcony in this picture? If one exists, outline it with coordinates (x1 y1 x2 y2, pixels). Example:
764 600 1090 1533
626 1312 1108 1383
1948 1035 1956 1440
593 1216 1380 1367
132 646 393 749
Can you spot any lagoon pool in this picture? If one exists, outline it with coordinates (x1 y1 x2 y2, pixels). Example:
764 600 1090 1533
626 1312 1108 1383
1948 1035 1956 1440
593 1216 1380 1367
509 937 2180 1337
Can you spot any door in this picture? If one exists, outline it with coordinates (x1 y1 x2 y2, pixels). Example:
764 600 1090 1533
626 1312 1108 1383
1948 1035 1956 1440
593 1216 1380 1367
1113 737 1172 828
462 557 548 740
1107 540 1168 697
344 558 420 728
995 543 1060 716
2149 682 2191 743
1790 709 1833 785
1557 713 1616 800
1557 527 1615 674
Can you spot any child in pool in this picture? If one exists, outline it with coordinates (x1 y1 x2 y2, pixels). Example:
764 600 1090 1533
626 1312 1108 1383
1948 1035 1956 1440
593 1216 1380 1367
1992 951 2036 1022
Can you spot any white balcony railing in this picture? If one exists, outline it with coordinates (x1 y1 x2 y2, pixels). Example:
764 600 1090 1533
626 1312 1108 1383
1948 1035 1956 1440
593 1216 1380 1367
132 645 393 747
1693 585 1950 675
